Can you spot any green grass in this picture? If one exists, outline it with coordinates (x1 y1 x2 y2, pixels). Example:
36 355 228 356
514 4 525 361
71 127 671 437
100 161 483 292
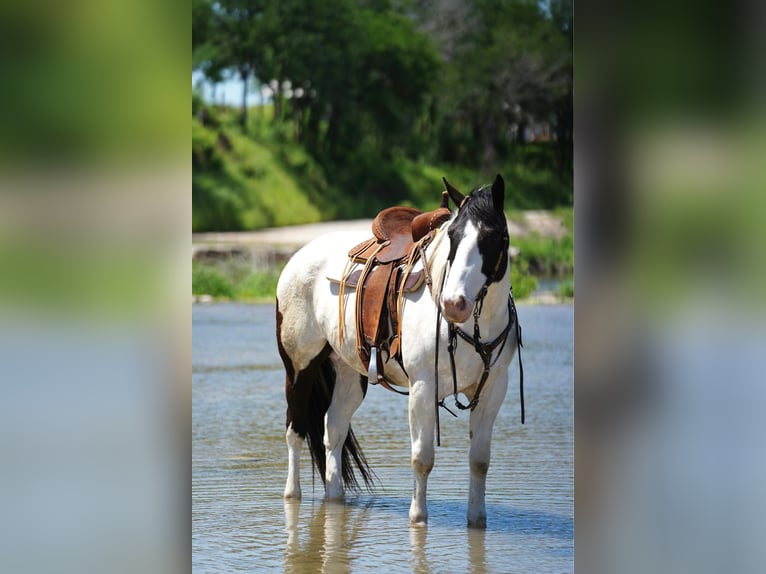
192 260 282 302
193 257 540 302
193 102 573 230
193 107 328 231
192 263 235 298
192 101 572 303
557 278 574 298
513 233 574 276
510 260 538 300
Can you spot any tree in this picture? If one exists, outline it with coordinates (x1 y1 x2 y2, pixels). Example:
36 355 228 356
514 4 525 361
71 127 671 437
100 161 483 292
415 0 572 175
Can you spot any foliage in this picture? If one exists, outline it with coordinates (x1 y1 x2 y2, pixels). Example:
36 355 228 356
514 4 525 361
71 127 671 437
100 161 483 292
510 259 538 300
192 0 573 214
513 233 574 276
192 260 283 301
557 278 574 298
192 108 572 229
192 263 235 298
192 108 328 231
192 257 541 303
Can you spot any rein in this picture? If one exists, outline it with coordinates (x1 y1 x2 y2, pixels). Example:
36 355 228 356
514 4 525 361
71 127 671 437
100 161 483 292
445 290 523 422
424 241 525 446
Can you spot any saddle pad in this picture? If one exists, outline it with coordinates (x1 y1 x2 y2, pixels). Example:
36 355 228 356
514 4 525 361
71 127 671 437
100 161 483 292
327 268 425 293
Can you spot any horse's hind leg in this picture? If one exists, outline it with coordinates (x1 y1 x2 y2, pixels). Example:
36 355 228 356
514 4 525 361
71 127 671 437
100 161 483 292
277 299 328 500
285 424 304 499
324 360 365 500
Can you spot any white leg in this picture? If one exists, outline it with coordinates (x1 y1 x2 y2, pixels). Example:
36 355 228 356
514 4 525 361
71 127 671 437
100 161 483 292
284 424 304 499
467 374 508 528
408 379 435 527
324 361 364 500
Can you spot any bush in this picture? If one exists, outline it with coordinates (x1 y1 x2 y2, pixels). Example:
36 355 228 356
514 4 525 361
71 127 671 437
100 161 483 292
557 278 574 298
192 264 234 298
514 233 574 276
510 259 538 300
236 269 281 301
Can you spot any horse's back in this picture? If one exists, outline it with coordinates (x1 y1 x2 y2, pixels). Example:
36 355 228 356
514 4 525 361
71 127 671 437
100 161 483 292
277 230 369 296
277 230 369 333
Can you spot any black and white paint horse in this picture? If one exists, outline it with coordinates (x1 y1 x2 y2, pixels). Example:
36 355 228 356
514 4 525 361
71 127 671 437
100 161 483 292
276 175 522 528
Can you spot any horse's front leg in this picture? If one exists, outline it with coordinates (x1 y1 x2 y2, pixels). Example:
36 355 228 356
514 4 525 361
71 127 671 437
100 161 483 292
467 373 508 528
409 379 435 527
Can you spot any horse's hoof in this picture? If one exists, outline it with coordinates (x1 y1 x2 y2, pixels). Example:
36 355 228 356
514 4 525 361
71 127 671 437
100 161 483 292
409 510 428 528
325 486 345 501
467 516 487 529
283 488 302 500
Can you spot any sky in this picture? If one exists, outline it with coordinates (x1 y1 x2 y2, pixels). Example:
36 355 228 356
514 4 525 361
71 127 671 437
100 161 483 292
192 71 267 107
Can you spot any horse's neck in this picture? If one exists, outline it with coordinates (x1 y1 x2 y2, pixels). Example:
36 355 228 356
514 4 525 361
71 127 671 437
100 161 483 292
423 227 451 308
477 271 512 333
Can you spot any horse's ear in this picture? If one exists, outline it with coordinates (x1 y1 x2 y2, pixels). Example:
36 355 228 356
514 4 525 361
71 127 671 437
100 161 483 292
443 177 465 208
491 174 505 212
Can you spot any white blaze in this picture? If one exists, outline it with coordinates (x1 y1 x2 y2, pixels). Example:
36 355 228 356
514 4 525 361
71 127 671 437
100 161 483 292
440 220 487 316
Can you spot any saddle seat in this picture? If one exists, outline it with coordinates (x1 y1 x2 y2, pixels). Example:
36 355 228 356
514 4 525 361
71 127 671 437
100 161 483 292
336 193 452 390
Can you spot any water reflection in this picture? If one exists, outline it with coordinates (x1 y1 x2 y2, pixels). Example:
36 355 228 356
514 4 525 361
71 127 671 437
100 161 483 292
285 500 374 574
284 498 496 574
409 528 430 573
467 529 488 573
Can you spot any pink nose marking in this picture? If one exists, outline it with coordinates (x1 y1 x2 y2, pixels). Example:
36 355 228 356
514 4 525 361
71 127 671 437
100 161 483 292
442 295 470 323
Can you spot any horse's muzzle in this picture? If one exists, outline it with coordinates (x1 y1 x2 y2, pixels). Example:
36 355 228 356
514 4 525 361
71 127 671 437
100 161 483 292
441 294 472 324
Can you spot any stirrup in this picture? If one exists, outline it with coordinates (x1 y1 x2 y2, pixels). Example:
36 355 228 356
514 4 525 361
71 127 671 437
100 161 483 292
367 347 378 383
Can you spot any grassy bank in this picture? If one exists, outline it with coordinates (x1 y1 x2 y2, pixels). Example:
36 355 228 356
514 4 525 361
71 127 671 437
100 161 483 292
191 223 575 304
192 101 572 302
193 102 572 232
192 258 541 303
192 260 282 303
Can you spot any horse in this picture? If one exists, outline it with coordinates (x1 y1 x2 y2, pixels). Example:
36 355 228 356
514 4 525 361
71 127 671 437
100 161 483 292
275 174 523 528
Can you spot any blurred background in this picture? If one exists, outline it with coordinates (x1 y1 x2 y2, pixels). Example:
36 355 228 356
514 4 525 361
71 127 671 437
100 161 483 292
192 0 573 223
0 0 188 573
577 0 766 571
0 0 764 571
191 0 574 305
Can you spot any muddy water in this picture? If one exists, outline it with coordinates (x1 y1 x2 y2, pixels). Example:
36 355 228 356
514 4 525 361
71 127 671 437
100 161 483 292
193 303 573 573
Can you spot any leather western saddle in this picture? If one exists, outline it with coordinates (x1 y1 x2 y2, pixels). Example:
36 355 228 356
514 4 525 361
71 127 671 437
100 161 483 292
335 193 452 391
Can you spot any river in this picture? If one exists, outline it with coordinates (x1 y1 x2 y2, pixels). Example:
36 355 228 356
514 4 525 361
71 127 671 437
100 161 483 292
193 302 573 573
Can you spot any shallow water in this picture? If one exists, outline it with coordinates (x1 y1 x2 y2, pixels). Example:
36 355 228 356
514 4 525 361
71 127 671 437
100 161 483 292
193 303 573 573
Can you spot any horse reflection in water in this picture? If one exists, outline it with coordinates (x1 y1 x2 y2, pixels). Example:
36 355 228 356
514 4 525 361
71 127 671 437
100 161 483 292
277 175 523 528
283 500 488 574
283 500 368 574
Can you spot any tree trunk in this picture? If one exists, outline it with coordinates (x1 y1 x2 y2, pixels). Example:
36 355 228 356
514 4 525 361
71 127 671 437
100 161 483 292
306 102 320 154
273 82 282 122
240 69 249 131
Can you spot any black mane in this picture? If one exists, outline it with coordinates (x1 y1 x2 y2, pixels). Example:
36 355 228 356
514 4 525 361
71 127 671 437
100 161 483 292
460 185 507 232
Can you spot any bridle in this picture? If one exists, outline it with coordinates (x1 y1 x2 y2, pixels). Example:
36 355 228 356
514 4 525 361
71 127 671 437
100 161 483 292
423 211 525 446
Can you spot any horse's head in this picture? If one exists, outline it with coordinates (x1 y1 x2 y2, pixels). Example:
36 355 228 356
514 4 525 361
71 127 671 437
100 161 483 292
439 174 509 324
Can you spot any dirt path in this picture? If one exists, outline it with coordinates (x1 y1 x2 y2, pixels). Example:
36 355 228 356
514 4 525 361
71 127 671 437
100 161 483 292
192 211 567 262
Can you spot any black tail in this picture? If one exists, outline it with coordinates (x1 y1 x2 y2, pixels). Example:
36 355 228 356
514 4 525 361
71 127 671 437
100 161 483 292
307 357 375 492
279 321 375 493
